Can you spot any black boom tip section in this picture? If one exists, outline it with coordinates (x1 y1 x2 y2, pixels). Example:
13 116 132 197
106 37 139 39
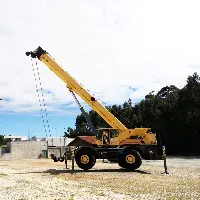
25 46 46 59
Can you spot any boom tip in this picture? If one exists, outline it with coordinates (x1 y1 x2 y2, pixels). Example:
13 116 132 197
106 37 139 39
25 51 31 56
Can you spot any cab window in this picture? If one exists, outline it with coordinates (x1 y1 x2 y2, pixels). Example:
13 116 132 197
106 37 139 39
109 129 119 138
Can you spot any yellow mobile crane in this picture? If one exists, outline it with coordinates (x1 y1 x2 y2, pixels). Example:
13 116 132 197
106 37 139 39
26 47 163 170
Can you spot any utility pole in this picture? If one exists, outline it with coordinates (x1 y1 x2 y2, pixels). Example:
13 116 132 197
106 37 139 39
64 128 68 169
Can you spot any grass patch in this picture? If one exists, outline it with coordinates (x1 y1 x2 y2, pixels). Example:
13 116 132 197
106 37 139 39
0 173 7 176
0 145 7 148
68 195 74 200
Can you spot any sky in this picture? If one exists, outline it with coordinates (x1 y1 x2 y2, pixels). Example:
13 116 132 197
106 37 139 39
1 0 200 138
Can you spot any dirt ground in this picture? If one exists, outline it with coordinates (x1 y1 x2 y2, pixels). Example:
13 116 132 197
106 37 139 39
0 157 200 200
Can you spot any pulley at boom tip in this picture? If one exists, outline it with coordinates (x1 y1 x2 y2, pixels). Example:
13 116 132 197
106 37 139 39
25 51 31 56
25 46 46 59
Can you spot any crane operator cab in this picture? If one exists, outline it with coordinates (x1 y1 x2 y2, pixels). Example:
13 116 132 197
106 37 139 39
96 128 119 146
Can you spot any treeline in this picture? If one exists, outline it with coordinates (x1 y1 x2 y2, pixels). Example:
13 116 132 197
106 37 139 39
64 73 200 155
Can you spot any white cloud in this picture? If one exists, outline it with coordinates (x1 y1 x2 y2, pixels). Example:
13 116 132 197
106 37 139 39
0 0 200 115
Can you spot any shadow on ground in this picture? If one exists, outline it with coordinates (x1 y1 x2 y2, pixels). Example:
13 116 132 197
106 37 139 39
13 168 151 175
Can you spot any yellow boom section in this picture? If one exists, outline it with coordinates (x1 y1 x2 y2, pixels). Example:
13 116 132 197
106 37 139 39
26 47 127 131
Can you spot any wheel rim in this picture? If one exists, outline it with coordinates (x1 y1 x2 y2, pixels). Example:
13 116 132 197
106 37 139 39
80 155 89 164
125 154 135 164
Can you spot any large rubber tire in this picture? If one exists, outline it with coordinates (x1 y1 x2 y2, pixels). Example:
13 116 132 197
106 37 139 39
118 150 142 170
118 158 126 168
75 148 96 171
52 156 58 162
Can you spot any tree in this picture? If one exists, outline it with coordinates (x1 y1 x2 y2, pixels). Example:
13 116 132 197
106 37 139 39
30 136 37 141
0 135 6 146
64 127 78 138
175 72 200 155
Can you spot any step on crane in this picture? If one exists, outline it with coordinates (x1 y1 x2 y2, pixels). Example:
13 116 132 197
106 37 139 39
26 47 163 171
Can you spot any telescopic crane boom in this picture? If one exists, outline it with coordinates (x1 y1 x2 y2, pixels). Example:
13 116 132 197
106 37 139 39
26 47 126 130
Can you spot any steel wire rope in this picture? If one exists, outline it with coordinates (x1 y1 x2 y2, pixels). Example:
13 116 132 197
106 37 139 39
31 59 51 138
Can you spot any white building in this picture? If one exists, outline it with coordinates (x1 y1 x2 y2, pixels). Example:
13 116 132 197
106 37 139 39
35 138 46 141
47 137 74 147
4 135 28 141
3 135 74 147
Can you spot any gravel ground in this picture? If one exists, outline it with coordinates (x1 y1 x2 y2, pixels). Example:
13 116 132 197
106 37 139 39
0 157 200 200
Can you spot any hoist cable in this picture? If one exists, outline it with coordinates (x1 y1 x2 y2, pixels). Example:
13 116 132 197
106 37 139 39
31 59 51 138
